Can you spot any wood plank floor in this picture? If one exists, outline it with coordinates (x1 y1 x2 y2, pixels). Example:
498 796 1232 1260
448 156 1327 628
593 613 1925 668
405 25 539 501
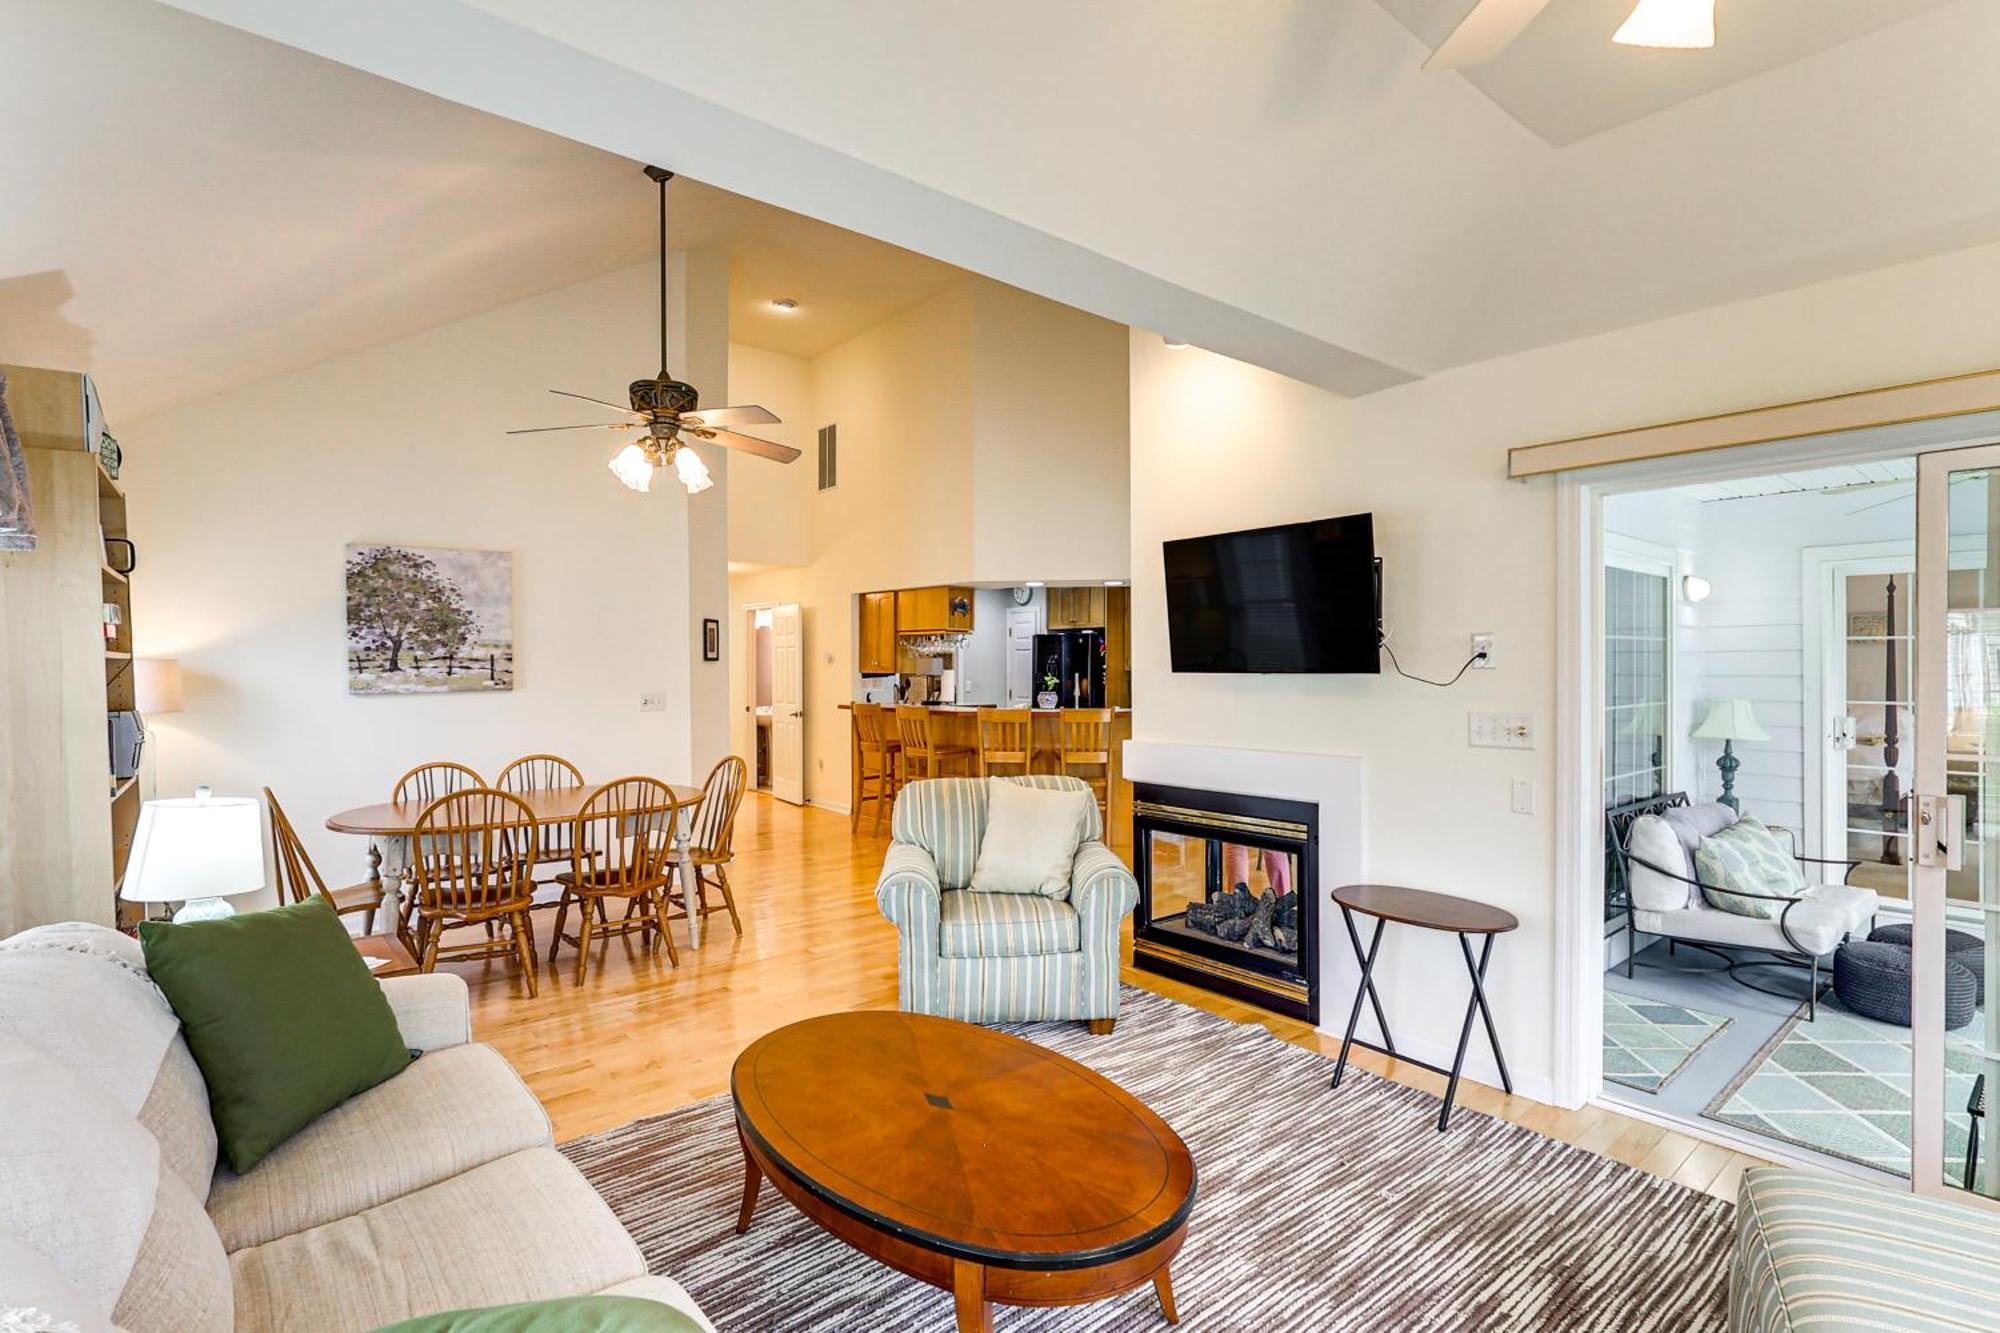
450 793 1764 1203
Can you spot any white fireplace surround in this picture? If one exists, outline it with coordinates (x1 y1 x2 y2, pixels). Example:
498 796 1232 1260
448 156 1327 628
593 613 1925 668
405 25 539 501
1122 739 1367 1022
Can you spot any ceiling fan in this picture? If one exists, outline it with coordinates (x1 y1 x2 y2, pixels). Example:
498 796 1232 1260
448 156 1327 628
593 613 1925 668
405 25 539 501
507 164 802 494
1424 0 1714 71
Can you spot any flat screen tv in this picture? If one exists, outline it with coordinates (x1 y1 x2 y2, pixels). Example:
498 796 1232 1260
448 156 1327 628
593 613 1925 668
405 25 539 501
1163 513 1380 674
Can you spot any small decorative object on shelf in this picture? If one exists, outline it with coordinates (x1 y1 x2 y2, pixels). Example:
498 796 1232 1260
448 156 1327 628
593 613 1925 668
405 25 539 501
97 429 122 479
101 601 123 642
104 535 136 574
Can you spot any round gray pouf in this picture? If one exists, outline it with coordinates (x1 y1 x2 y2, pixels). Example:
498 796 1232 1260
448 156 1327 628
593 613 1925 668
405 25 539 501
1834 941 1976 1029
1870 922 1985 1006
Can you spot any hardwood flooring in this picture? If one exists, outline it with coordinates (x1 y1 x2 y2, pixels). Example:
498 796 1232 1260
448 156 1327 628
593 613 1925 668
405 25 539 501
450 793 1764 1203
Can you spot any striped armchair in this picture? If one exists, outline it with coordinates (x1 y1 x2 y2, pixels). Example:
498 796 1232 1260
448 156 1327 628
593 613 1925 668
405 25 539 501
875 776 1139 1032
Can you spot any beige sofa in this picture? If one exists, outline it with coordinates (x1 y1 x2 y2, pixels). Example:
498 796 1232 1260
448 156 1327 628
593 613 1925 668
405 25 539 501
0 922 711 1333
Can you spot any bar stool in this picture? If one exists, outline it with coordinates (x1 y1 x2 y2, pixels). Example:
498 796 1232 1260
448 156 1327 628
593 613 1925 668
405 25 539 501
852 703 902 834
896 706 975 782
1058 708 1114 827
977 708 1034 777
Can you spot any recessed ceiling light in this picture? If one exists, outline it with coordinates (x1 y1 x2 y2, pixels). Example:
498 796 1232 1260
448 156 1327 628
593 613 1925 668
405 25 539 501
1103 580 1125 587
1024 581 1046 588
1163 337 1189 350
771 298 799 312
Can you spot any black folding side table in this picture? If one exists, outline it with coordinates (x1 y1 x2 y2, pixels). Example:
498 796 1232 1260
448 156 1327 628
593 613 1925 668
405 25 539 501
1328 883 1519 1132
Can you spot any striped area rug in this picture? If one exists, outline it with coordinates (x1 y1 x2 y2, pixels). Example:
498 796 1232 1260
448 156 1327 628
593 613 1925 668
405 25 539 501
562 989 1731 1331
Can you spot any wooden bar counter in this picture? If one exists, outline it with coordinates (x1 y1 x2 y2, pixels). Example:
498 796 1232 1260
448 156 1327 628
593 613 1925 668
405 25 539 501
843 705 1133 850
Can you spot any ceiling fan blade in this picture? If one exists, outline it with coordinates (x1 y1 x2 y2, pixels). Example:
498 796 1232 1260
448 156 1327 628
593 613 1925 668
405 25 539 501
707 429 802 463
505 422 635 435
548 387 639 414
1423 0 1554 70
683 404 780 429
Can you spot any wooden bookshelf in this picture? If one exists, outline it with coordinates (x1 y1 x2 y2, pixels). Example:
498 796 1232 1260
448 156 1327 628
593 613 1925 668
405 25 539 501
0 364 138 933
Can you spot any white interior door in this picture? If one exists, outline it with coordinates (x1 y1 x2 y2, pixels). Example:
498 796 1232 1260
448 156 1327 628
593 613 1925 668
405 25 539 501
1005 607 1037 707
771 603 804 806
1913 444 2000 1206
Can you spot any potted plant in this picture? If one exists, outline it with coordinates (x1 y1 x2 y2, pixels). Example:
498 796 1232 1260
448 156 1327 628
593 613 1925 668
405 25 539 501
1036 672 1060 710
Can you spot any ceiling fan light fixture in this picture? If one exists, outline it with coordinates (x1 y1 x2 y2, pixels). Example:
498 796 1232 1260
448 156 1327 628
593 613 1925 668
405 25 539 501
609 442 655 493
1613 0 1714 49
673 444 714 494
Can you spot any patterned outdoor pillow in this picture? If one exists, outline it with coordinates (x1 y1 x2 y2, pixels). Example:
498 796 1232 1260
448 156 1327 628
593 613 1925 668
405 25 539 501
1694 815 1805 918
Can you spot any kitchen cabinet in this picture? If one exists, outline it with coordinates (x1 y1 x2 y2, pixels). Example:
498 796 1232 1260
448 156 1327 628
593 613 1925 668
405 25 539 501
858 591 898 675
896 585 975 634
1046 586 1109 630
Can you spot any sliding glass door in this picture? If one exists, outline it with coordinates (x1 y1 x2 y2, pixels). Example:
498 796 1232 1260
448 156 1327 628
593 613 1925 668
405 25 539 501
1604 548 1672 924
1914 446 2000 1204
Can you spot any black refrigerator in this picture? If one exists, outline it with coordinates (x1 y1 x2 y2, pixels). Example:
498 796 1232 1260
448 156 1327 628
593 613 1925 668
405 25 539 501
1032 630 1106 707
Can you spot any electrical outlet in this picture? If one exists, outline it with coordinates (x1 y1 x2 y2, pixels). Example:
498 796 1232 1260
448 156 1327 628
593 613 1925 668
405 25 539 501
1510 779 1535 815
1469 711 1534 749
1470 632 1496 669
639 692 666 712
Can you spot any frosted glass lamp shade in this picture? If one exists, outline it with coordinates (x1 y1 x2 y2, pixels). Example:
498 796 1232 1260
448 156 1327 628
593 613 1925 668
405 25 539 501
1693 699 1768 742
1613 0 1714 49
121 796 264 906
673 445 714 494
135 658 184 714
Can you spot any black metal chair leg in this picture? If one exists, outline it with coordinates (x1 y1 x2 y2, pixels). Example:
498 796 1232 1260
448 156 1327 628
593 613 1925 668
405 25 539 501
1625 913 1636 979
1808 953 1818 1022
1332 911 1389 1090
1461 932 1513 1097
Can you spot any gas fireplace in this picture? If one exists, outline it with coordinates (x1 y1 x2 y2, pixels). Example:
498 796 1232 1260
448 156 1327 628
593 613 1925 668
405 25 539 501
1131 782 1319 1023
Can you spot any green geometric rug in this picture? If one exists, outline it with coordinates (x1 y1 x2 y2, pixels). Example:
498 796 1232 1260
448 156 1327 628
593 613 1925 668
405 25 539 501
1603 991 1732 1092
1704 991 1984 1180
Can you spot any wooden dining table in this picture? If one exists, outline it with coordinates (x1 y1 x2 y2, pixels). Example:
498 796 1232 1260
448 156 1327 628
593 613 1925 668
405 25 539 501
324 781 713 948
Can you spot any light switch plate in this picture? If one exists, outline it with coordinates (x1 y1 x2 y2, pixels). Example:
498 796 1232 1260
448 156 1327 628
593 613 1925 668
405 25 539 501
639 692 667 712
1510 779 1535 815
1469 711 1534 749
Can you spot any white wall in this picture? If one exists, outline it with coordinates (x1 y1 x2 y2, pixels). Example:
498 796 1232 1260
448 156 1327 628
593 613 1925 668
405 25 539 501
1131 235 2000 1105
125 262 705 896
726 342 815 571
971 284 1130 582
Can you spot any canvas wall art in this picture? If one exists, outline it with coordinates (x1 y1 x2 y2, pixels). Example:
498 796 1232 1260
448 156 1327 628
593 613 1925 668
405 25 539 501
345 543 514 694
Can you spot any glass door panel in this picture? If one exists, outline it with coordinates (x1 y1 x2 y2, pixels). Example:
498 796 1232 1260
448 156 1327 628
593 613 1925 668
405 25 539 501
1604 561 1671 922
1914 449 2000 1204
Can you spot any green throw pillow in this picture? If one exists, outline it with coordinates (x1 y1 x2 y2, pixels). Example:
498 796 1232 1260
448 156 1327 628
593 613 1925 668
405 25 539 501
1693 815 1806 919
375 1296 706 1332
140 897 411 1173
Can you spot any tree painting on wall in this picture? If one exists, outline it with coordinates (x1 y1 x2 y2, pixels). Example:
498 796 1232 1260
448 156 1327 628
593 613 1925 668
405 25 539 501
345 544 514 694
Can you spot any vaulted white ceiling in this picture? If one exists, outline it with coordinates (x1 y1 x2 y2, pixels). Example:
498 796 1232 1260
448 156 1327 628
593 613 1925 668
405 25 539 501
26 0 2000 408
0 0 965 418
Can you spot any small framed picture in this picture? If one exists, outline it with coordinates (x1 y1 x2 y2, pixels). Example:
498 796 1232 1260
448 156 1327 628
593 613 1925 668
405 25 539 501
702 617 720 662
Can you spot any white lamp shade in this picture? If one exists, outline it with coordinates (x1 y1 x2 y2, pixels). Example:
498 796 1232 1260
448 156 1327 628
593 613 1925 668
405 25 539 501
134 658 184 714
120 796 264 903
1693 699 1768 743
1613 0 1715 49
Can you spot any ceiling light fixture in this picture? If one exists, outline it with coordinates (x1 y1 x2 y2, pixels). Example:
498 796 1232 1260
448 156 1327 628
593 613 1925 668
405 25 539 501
1613 0 1715 49
1163 337 1190 350
506 166 803 495
771 298 799 313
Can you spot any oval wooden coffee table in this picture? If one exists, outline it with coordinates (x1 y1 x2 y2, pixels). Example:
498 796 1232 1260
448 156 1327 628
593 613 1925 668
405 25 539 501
732 1011 1195 1331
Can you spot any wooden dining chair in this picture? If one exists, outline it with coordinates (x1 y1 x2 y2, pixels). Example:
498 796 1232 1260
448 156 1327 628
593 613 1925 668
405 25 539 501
496 754 586 890
265 787 387 936
895 706 975 781
408 788 542 997
977 708 1034 778
668 755 748 937
1058 708 1115 828
852 704 902 834
393 761 485 804
547 777 684 983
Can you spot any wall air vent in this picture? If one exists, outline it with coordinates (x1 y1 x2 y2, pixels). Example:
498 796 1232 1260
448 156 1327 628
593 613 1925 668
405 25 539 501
817 424 837 491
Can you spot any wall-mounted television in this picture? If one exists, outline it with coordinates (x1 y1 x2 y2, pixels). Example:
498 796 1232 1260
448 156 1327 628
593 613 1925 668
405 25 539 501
1163 513 1380 674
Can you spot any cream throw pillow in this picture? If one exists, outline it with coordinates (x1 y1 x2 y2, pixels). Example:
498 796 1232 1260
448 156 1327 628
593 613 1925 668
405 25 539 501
970 779 1092 898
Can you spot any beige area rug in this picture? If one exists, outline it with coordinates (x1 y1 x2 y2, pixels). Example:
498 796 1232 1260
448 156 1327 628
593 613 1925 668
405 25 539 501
562 989 1732 1331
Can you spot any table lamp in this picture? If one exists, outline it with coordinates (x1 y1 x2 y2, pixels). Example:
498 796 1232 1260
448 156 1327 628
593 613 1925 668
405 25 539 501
1692 699 1768 812
135 657 184 715
121 788 264 923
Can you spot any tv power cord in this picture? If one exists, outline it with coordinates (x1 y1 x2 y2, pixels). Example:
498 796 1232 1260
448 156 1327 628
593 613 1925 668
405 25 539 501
1380 635 1486 688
